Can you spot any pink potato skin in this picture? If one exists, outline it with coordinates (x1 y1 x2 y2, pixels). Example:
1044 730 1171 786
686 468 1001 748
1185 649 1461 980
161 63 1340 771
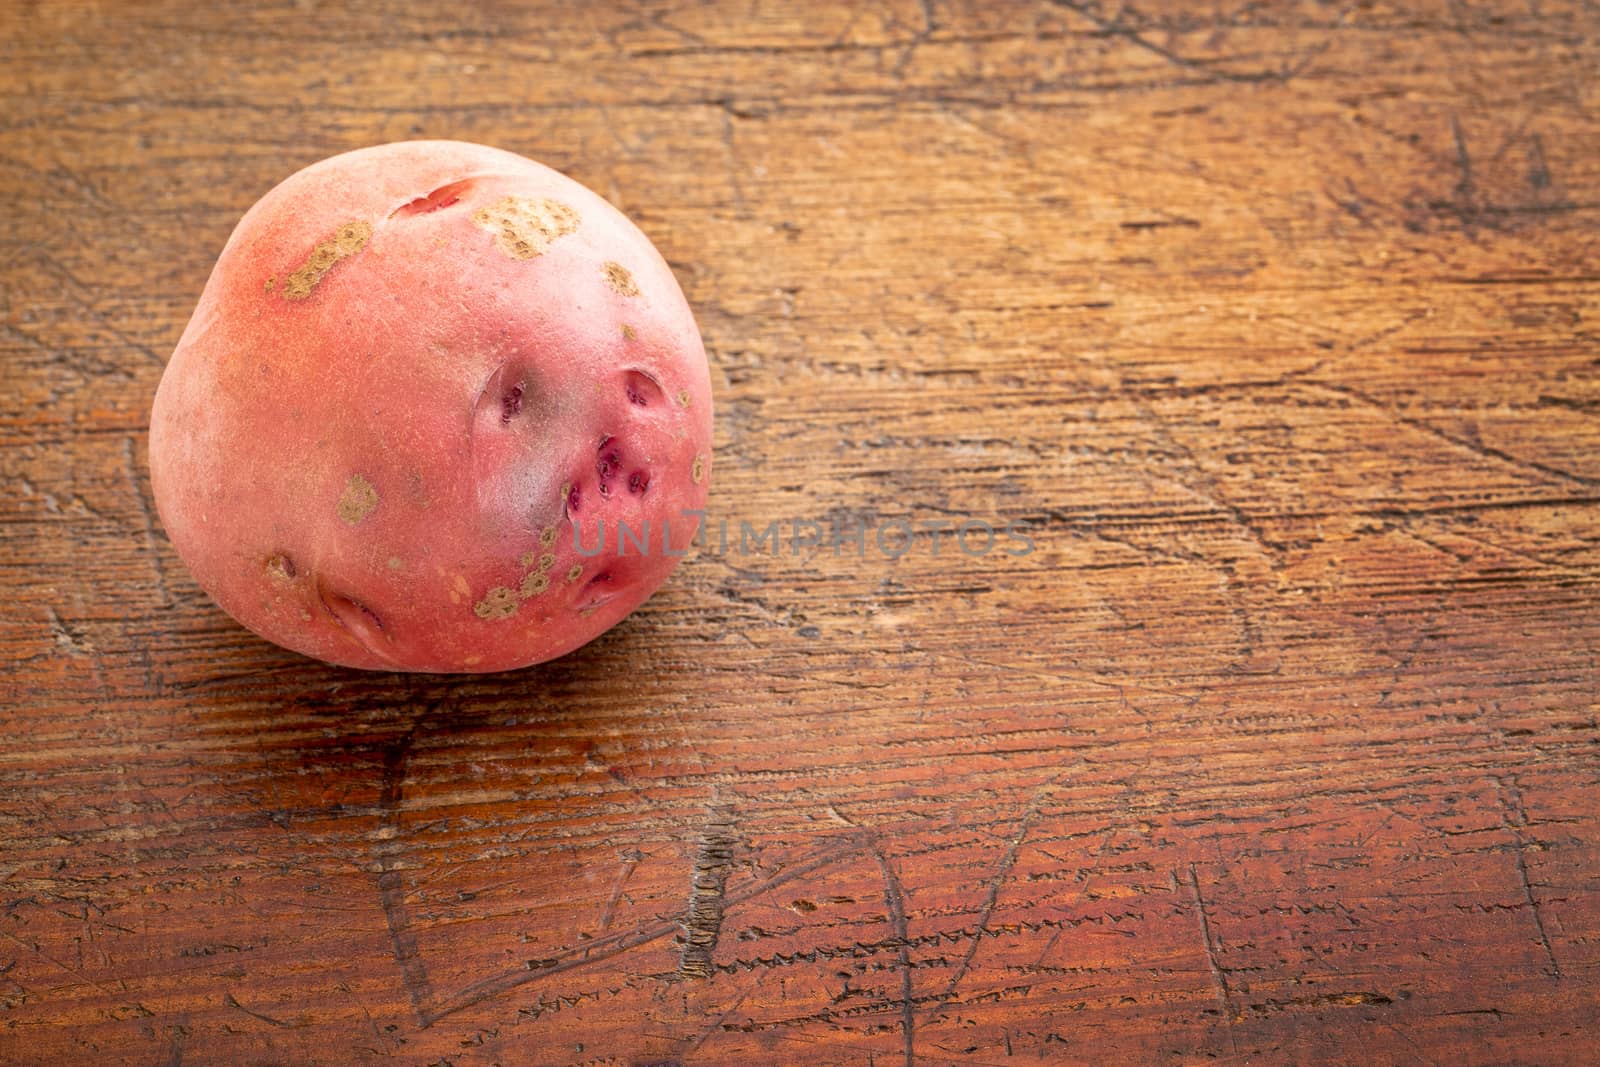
149 141 713 672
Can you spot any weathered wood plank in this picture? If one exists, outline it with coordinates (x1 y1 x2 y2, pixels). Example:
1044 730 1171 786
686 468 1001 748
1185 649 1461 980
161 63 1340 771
2 1 1597 1063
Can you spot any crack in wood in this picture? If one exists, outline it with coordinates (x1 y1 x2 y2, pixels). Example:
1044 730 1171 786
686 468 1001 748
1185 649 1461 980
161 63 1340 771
676 804 741 980
222 991 288 1029
419 835 867 1026
1045 0 1329 85
375 727 435 1023
1184 863 1238 1039
1496 775 1563 979
872 843 916 1067
940 780 1059 1004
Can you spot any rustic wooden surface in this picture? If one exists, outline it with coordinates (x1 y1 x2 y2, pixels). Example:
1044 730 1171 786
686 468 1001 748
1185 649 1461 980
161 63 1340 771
3 1 1598 1063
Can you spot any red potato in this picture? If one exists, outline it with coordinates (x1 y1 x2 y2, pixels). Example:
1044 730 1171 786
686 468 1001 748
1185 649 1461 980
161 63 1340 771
149 141 713 672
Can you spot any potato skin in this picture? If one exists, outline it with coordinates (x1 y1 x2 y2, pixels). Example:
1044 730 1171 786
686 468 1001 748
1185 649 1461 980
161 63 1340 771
149 141 712 672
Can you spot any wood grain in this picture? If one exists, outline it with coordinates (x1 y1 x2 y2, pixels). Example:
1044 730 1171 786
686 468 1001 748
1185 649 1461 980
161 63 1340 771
3 1 1598 1063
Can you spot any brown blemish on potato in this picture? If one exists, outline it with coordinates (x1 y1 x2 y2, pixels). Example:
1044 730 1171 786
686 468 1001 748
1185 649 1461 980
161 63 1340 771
337 474 379 524
536 552 554 573
565 563 584 583
264 275 275 294
621 323 637 340
676 390 691 407
603 261 640 296
472 196 579 259
692 453 706 484
387 556 403 570
540 526 557 549
519 572 550 598
474 586 520 620
264 554 296 582
283 221 372 300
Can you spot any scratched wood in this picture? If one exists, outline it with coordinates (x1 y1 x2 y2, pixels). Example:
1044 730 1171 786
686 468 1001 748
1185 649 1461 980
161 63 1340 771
2 1 1598 1064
